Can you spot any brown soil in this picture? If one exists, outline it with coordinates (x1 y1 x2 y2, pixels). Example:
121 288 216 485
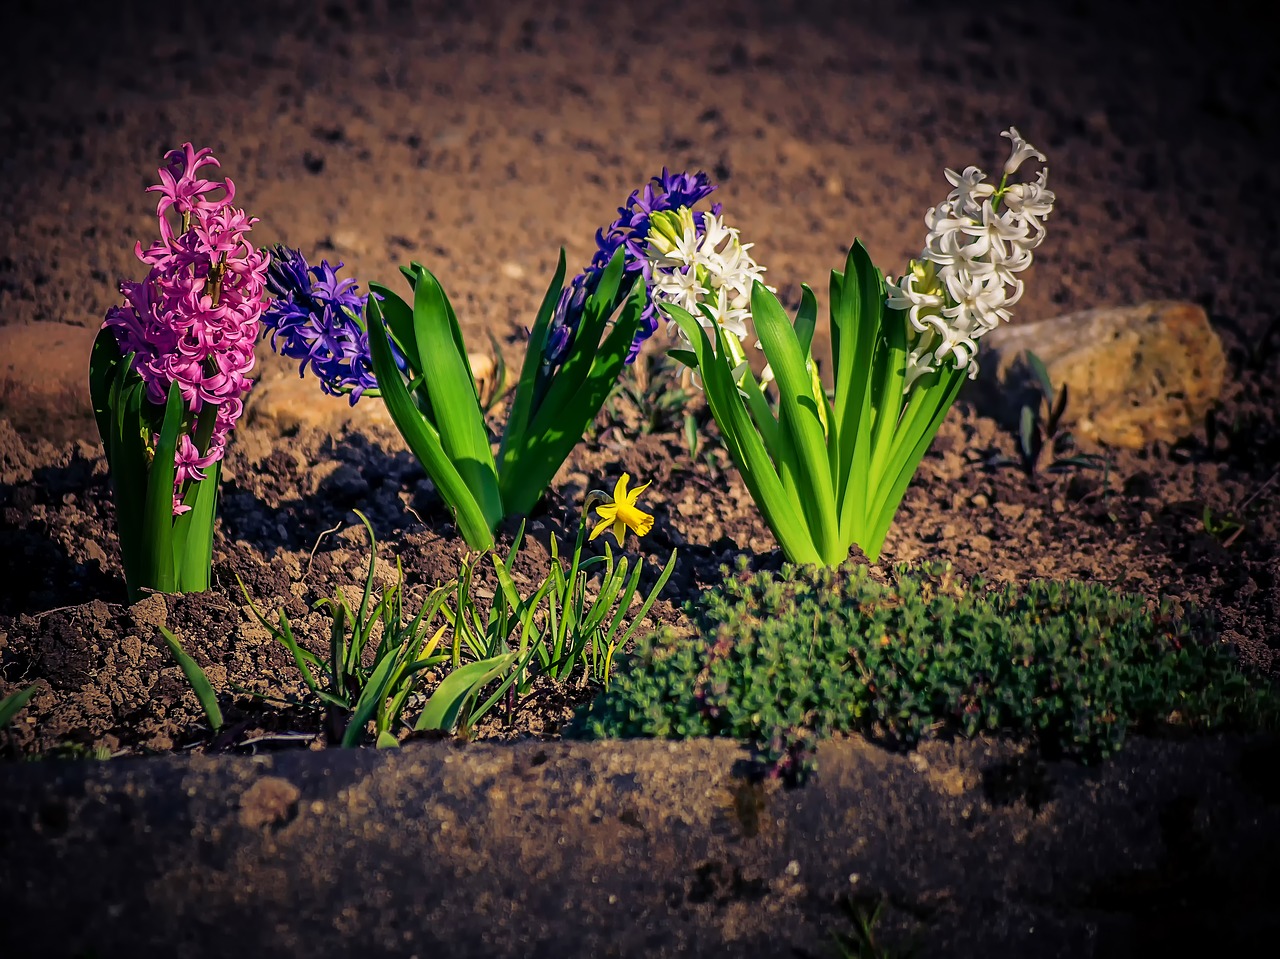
1 0 1278 953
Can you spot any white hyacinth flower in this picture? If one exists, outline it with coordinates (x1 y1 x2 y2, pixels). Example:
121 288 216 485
887 128 1055 393
647 207 771 348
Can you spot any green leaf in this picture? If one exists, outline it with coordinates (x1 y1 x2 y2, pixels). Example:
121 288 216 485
498 270 642 517
343 650 403 747
1026 350 1055 407
1048 382 1069 435
88 326 123 455
793 283 818 356
410 266 503 530
500 249 567 462
415 654 517 733
517 247 628 436
668 348 698 370
106 361 150 597
137 382 186 597
172 461 220 592
750 281 840 562
1020 404 1037 464
158 626 224 732
864 368 966 559
366 283 420 371
366 293 496 550
615 548 678 648
835 242 889 548
0 683 40 730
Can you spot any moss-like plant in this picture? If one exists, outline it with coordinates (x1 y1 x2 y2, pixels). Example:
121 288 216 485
572 559 1276 779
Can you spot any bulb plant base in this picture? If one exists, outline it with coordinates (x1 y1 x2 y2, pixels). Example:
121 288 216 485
89 330 222 602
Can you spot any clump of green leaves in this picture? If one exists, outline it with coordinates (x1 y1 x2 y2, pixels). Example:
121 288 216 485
429 517 677 736
574 559 1275 779
1016 350 1111 477
238 511 453 747
830 897 916 959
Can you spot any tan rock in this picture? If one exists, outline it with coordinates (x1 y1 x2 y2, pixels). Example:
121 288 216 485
0 321 100 442
972 301 1225 448
245 343 503 437
246 349 397 435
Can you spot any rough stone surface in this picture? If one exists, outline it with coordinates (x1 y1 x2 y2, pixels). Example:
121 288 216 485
972 301 1226 448
0 322 99 443
1 736 1278 958
245 347 397 435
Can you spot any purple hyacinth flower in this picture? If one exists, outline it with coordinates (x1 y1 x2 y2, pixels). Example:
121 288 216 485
260 245 404 404
546 169 720 369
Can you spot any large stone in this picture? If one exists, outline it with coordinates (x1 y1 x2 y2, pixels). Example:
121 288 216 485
972 301 1226 448
0 321 100 442
245 344 503 437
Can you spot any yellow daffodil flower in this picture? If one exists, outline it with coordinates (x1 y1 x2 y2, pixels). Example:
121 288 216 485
589 473 654 545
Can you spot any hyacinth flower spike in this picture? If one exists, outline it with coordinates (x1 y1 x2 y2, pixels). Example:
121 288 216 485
90 143 270 601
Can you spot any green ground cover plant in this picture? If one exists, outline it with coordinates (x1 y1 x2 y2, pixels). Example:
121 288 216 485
574 559 1277 779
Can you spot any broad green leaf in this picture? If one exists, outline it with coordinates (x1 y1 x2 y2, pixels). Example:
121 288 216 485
366 293 495 550
366 283 419 376
500 250 567 463
1049 383 1069 434
499 274 642 517
751 281 839 562
88 326 122 455
108 362 148 596
696 302 782 463
856 319 907 545
410 267 503 529
158 626 223 732
415 654 516 733
835 242 888 546
668 348 698 370
408 260 472 369
793 283 818 356
1020 404 1037 462
518 248 627 434
865 368 966 559
172 462 220 592
138 382 185 596
1026 350 1055 407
